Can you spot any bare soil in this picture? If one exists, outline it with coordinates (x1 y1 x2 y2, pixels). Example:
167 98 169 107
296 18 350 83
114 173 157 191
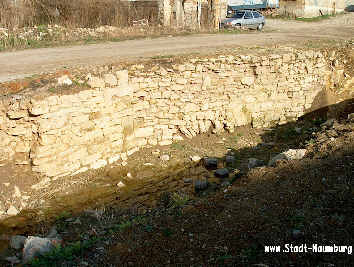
0 99 352 266
0 13 353 83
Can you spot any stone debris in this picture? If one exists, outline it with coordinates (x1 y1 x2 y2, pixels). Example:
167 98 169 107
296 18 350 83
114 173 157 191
160 154 170 161
5 256 21 264
214 168 229 178
194 178 208 191
190 155 201 162
13 185 21 198
248 158 265 169
225 155 235 165
10 235 27 250
203 157 218 170
57 75 73 86
23 236 62 263
6 205 19 216
117 181 126 188
268 149 307 167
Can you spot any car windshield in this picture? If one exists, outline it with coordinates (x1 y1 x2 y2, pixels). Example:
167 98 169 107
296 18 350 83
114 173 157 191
232 12 245 19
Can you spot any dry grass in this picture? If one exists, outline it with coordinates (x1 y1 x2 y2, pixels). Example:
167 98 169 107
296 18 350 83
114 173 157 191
0 0 159 29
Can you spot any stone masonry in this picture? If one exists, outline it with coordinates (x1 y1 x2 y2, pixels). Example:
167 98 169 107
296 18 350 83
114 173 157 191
0 48 349 178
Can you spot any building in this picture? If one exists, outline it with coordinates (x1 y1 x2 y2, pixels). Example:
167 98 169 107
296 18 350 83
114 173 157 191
279 0 347 17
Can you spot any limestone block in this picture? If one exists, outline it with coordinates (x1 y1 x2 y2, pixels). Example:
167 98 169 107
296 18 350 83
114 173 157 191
81 153 101 166
8 125 32 137
116 70 129 86
104 73 118 86
111 139 124 150
91 159 107 170
88 76 105 88
134 127 154 138
176 78 188 85
38 118 66 133
108 154 121 164
0 131 11 146
30 99 49 115
14 152 30 165
159 140 172 146
184 103 200 113
7 110 27 119
15 141 30 153
148 138 158 146
88 143 107 155
71 114 89 124
241 76 255 86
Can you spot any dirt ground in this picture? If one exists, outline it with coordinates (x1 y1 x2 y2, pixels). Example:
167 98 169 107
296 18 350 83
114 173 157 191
0 98 353 266
0 13 353 82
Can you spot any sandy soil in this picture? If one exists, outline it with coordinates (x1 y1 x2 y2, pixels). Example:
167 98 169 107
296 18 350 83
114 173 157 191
0 13 353 82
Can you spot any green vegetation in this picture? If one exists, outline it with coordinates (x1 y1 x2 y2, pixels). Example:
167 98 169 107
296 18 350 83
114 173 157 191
26 238 98 267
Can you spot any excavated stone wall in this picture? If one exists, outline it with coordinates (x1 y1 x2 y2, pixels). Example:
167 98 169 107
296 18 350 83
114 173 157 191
0 48 350 177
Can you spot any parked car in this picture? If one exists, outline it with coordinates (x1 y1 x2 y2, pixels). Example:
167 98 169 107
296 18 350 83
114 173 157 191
220 10 265 30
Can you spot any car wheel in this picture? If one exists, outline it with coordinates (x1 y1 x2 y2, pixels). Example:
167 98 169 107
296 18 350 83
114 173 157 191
257 23 264 31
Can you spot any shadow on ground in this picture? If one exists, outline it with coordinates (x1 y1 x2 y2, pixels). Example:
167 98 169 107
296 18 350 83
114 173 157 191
0 99 353 266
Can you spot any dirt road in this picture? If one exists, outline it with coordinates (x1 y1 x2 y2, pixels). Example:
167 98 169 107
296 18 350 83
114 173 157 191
0 13 353 82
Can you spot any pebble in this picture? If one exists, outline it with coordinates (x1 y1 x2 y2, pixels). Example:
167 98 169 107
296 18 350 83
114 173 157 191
183 178 193 184
117 181 126 188
248 158 265 169
160 154 170 161
214 168 229 178
194 179 208 191
10 235 27 249
203 157 218 170
190 155 201 162
6 205 19 216
5 256 20 264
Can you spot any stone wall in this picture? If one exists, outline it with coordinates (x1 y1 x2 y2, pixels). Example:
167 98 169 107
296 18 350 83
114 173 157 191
0 48 348 178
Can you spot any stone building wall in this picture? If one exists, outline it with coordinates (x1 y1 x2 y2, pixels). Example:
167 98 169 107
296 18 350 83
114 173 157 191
0 48 348 178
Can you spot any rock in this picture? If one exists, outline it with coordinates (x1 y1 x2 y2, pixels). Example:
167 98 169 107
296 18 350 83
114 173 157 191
268 149 306 167
194 178 208 191
203 157 218 170
6 205 19 216
214 168 229 178
248 158 265 169
13 185 21 198
294 127 302 134
46 226 58 238
225 155 235 165
292 229 303 239
10 235 27 249
241 76 255 86
5 256 20 264
103 73 118 86
117 181 126 188
23 236 62 263
160 154 170 161
321 118 335 128
221 181 231 187
190 155 201 162
87 76 105 88
57 75 72 86
183 178 193 184
73 218 81 224
152 149 160 155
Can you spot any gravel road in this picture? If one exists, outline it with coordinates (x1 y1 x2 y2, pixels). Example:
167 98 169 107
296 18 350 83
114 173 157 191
0 13 353 82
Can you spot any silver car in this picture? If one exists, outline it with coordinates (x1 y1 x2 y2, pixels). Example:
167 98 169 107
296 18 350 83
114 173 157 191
221 10 265 31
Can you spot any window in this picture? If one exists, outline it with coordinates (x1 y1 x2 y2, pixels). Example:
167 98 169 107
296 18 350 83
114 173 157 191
233 11 245 19
244 11 253 19
253 12 261 18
